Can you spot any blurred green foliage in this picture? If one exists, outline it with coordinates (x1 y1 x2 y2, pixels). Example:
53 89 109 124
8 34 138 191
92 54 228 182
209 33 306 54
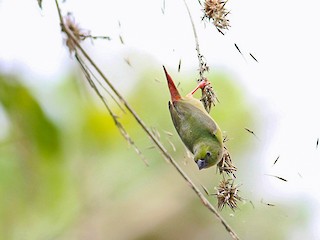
0 68 304 240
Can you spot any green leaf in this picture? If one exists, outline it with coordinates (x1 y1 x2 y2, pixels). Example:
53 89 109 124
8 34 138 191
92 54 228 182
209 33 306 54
0 75 60 159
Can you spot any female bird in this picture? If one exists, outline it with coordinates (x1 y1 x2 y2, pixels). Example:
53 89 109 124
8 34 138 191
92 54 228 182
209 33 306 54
163 66 223 170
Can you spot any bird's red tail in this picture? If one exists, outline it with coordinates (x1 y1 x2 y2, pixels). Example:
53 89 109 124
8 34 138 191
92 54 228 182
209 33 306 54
163 66 181 102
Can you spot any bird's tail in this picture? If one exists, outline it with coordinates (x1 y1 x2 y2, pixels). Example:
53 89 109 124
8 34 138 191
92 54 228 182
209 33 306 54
163 66 181 102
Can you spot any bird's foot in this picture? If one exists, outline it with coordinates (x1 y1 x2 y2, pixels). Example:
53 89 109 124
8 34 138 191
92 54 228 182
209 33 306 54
187 78 209 97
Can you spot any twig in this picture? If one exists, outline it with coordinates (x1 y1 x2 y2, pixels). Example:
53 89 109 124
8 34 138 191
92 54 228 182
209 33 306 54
77 53 125 113
54 1 240 239
80 34 111 41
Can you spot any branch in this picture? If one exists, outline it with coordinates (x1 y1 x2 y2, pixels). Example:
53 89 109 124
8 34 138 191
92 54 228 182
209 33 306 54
54 1 240 239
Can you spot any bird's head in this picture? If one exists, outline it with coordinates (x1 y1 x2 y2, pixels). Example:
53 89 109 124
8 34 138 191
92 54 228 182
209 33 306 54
194 144 222 170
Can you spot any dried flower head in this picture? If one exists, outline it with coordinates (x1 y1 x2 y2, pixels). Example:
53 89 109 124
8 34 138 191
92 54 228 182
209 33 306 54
199 79 218 112
63 13 88 54
203 0 230 32
198 54 209 77
62 13 110 54
217 146 237 177
215 178 242 210
195 53 217 112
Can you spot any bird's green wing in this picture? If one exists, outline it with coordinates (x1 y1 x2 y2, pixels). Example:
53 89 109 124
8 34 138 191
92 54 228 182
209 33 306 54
175 100 220 136
168 101 182 133
169 100 223 151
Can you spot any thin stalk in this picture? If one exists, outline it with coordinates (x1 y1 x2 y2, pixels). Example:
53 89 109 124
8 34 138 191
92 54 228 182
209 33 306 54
182 0 206 80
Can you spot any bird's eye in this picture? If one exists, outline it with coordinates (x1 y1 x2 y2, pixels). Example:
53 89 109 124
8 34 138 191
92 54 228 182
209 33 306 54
206 151 211 157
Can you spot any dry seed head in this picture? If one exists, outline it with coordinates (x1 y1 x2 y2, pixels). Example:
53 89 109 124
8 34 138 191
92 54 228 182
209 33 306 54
217 146 237 177
203 0 230 31
198 54 209 77
196 77 218 113
215 178 242 210
200 81 217 112
63 13 87 54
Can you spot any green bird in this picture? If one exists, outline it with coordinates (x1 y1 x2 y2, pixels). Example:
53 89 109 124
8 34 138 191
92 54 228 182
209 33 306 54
163 66 224 170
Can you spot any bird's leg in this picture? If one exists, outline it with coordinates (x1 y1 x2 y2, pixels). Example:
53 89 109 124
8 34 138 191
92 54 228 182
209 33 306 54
187 78 209 97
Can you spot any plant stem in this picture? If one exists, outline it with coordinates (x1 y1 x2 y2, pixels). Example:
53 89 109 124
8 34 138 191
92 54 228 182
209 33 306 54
182 0 205 80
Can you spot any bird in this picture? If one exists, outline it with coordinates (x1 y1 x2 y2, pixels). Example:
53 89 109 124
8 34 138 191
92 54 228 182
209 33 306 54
163 66 223 170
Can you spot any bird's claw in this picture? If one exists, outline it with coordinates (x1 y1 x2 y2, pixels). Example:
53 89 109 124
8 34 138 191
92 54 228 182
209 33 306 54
188 78 210 96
